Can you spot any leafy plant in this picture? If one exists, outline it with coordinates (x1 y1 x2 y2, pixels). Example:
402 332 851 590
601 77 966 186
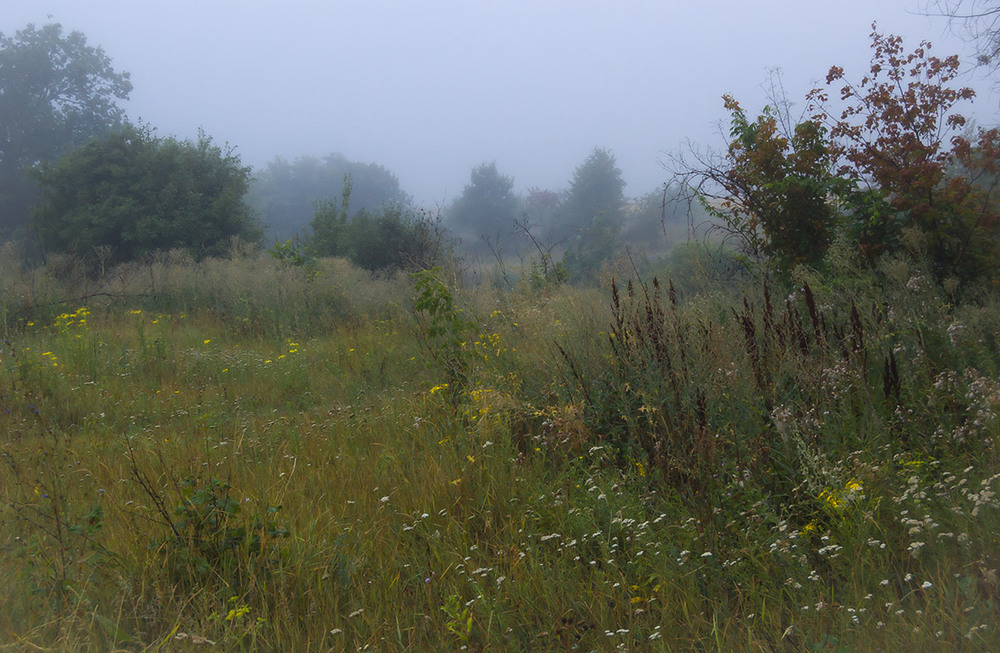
0 22 132 241
268 237 317 277
412 267 478 403
441 593 474 644
125 439 289 588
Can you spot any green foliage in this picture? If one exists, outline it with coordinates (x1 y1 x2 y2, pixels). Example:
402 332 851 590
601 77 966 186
267 237 316 274
0 23 132 241
411 267 477 400
552 147 625 242
662 240 743 295
554 148 627 279
717 96 839 274
310 177 445 271
684 31 1000 288
247 153 410 241
447 161 518 240
31 123 261 265
521 187 561 228
561 211 622 281
441 594 474 644
147 474 289 587
526 253 568 290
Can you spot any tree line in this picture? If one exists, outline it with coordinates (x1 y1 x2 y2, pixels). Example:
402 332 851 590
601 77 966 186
3 9 1000 286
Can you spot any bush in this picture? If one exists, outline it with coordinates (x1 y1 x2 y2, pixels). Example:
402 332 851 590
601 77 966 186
31 123 261 266
310 179 446 271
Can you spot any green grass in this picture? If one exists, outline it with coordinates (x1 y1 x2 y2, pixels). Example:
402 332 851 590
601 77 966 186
1 250 998 651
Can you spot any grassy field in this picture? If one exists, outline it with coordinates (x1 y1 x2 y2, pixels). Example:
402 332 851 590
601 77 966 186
1 248 998 651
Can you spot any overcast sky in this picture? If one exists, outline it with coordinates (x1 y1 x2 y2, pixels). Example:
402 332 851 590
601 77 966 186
4 1 996 204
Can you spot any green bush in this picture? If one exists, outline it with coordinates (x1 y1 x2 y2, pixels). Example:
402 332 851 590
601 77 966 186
31 123 261 266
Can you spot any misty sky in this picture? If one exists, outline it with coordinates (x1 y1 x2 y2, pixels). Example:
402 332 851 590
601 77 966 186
5 1 995 205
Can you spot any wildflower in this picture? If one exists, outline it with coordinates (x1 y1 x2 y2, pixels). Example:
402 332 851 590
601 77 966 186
225 604 251 621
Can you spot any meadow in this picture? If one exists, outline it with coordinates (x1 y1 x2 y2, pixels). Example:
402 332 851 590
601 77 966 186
0 244 998 651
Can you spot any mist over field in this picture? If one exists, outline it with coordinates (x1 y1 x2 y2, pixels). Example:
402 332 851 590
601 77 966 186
3 0 984 204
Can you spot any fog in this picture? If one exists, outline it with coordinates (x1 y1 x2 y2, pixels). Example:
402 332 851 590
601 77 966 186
4 0 993 204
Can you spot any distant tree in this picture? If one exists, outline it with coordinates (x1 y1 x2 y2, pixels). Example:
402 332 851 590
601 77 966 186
0 23 132 242
552 147 626 243
554 148 626 279
521 187 562 230
447 161 518 240
31 123 261 265
247 154 410 240
562 211 622 280
310 178 445 271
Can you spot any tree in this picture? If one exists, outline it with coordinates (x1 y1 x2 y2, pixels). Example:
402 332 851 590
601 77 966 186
247 153 410 240
447 161 518 241
671 27 1000 285
554 148 626 279
929 0 1000 70
668 92 839 276
0 23 132 241
31 123 261 265
553 147 626 243
522 187 562 228
723 97 837 272
808 26 1000 283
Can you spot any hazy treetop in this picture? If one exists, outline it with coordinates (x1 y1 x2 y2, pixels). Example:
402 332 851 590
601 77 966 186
4 0 993 203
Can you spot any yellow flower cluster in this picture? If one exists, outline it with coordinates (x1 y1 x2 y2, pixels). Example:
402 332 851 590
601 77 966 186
818 479 864 513
53 306 89 334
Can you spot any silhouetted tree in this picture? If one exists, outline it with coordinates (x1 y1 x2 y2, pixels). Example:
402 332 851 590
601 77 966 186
521 187 562 231
552 147 625 243
447 161 518 240
556 148 626 279
310 178 445 271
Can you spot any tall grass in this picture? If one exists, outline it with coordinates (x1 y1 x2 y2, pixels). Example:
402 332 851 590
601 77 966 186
0 248 998 651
